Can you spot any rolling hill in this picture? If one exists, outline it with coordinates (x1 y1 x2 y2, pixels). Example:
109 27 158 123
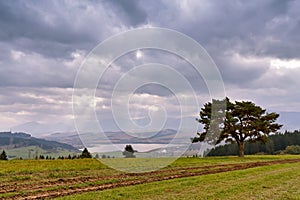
0 131 79 152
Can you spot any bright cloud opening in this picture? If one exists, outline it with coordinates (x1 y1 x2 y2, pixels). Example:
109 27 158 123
270 58 300 69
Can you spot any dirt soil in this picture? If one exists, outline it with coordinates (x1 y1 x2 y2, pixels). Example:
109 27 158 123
1 158 300 199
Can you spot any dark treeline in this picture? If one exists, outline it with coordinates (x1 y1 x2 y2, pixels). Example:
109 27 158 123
207 130 300 156
56 148 92 160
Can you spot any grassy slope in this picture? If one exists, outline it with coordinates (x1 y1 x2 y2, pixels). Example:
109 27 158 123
57 162 300 200
0 159 96 171
5 145 79 159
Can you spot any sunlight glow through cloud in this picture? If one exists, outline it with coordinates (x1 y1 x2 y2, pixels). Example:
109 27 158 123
136 49 143 59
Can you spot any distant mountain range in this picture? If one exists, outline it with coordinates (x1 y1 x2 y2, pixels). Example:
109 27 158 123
0 132 79 152
45 131 84 149
11 121 75 137
44 129 183 149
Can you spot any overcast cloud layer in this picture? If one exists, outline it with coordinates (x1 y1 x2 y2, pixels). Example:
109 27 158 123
1 0 300 134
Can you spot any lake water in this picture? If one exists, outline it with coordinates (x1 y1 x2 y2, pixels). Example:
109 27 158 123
85 143 182 153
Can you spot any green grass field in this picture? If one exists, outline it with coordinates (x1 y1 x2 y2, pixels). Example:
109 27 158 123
0 155 299 199
57 162 300 200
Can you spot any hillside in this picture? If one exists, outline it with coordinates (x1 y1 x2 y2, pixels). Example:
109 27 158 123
0 131 79 152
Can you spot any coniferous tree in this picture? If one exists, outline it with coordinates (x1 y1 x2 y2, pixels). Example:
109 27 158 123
80 148 92 158
193 98 282 157
0 150 8 160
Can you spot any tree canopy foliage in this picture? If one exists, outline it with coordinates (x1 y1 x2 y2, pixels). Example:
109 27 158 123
284 145 300 154
193 98 282 157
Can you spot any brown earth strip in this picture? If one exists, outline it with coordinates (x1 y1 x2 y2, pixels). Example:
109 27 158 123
2 158 300 200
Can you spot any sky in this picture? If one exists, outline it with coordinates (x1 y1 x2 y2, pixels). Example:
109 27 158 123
1 0 300 135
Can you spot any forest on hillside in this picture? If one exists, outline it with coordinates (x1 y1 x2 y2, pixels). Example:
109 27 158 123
207 130 300 156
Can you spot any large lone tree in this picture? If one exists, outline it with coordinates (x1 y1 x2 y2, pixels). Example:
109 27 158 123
192 98 282 157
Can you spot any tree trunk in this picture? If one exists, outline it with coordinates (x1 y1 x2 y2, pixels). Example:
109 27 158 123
238 141 245 157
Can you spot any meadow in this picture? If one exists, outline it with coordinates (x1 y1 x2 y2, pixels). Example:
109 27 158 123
0 155 299 199
5 146 78 160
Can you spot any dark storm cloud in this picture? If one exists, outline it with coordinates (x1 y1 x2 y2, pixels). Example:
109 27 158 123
0 49 77 88
0 1 119 59
1 0 300 131
213 54 269 87
1 0 299 61
103 0 148 26
141 0 300 87
145 0 299 60
0 1 82 58
0 0 150 89
96 49 209 97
